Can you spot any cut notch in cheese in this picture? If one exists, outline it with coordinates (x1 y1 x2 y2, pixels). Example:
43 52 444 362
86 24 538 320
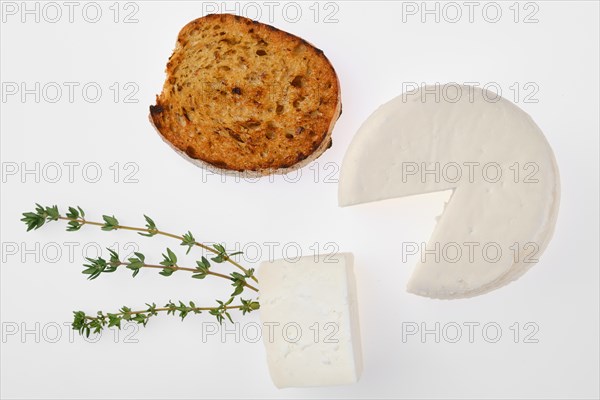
339 85 560 299
257 253 363 388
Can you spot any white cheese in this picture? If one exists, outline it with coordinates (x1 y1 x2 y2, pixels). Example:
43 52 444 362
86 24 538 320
257 253 362 388
339 85 560 298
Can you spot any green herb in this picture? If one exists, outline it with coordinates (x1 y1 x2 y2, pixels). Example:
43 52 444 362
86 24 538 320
71 298 259 337
180 231 196 254
139 215 158 237
159 248 178 276
211 243 243 263
229 269 256 298
21 204 257 282
65 206 85 231
22 204 260 336
101 215 119 231
21 204 58 231
81 255 118 280
126 252 145 277
192 256 211 279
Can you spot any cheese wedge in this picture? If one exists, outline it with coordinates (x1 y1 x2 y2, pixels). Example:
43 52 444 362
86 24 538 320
257 253 362 387
339 85 560 298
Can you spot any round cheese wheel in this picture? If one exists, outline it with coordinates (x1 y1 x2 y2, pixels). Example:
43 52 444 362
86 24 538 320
339 85 560 298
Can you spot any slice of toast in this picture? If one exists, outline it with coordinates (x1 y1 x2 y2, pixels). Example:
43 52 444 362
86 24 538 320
150 14 341 175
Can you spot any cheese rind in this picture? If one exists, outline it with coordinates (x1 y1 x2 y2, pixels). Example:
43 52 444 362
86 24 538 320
339 86 560 298
258 253 362 388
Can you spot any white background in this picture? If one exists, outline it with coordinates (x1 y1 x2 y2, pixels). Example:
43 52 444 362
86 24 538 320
1 1 599 399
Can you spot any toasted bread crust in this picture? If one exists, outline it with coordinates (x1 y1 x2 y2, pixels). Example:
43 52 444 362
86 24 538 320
150 14 341 175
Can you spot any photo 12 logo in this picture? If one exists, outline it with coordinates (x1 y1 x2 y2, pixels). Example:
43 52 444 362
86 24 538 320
1 161 140 184
200 1 340 24
1 1 140 24
200 160 340 184
401 1 540 24
402 241 541 264
401 321 540 344
2 321 140 343
201 320 340 344
400 161 541 185
195 241 341 264
2 241 140 265
401 82 540 104
1 82 140 104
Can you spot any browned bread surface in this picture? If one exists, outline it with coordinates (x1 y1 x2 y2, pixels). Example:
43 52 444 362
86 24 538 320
150 14 341 174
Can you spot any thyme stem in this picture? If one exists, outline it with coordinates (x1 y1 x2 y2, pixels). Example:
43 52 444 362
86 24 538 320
57 216 258 283
84 304 243 320
118 261 258 292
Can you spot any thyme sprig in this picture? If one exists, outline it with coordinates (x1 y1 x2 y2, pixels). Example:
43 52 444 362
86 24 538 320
21 204 257 283
81 248 258 292
22 204 262 337
72 297 260 337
